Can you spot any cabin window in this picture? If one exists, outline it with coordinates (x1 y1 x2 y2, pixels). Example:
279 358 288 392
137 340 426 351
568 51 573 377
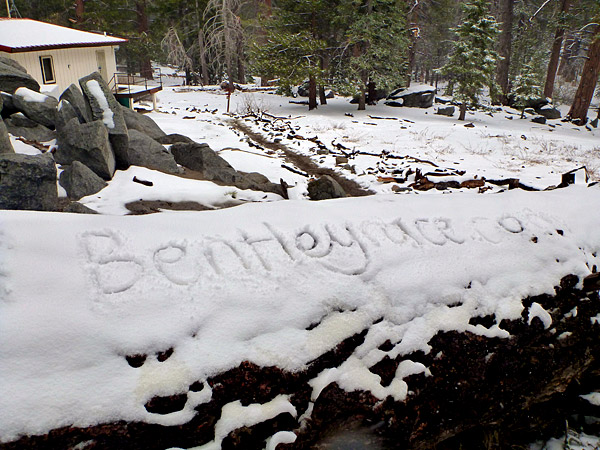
39 56 56 84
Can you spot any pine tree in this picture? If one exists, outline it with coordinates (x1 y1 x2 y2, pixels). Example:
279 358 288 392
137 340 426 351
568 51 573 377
341 0 408 110
439 0 500 120
513 63 542 118
250 0 332 110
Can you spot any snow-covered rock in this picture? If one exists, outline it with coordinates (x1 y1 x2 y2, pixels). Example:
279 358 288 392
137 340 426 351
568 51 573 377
12 87 58 128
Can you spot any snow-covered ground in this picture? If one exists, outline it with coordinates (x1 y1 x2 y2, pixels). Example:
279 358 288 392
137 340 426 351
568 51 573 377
1 85 600 449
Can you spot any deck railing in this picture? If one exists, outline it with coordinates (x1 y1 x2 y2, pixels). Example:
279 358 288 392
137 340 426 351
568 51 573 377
108 68 163 95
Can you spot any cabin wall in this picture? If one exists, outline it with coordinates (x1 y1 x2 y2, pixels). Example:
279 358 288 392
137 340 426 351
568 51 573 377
1 45 119 97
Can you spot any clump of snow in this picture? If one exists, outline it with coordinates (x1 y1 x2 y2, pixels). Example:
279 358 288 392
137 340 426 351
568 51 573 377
265 431 297 450
581 392 600 406
85 80 115 129
187 396 296 450
528 302 553 329
14 87 50 103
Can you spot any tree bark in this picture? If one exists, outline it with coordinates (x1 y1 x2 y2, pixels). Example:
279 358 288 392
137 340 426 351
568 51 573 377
75 0 84 23
196 0 210 85
406 1 421 87
568 26 600 124
367 81 376 105
458 103 467 121
236 35 245 84
319 86 327 105
308 75 318 111
559 32 580 82
136 0 153 80
543 0 572 99
495 0 514 105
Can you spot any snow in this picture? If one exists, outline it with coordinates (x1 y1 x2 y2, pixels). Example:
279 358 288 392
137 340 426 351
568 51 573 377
265 431 297 449
1 86 600 447
185 396 296 450
14 87 49 103
581 392 600 406
1 185 599 443
85 80 115 129
528 302 553 329
79 166 283 215
534 432 600 450
0 18 126 50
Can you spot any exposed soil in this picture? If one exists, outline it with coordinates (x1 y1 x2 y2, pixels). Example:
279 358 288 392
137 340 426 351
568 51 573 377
4 274 600 450
230 119 375 198
125 200 220 215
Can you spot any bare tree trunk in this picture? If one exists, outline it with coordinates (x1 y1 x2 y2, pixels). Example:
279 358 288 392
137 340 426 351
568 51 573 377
543 0 572 99
236 35 245 84
367 81 376 105
558 32 578 81
458 103 467 121
198 31 209 85
308 75 318 110
137 0 153 79
568 26 600 124
319 86 327 105
75 0 84 23
406 1 421 88
495 0 514 105
196 0 210 85
319 55 329 105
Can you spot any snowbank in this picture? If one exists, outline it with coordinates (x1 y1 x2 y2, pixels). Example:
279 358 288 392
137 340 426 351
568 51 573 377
0 185 598 443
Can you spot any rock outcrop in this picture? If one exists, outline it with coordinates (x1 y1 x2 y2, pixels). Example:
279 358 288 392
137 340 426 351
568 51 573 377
79 72 129 167
59 83 92 124
5 113 55 142
121 105 166 140
12 87 58 129
0 119 14 153
0 153 57 210
171 141 284 195
386 87 436 108
0 55 40 94
59 160 107 200
127 129 180 174
55 118 116 180
307 175 348 200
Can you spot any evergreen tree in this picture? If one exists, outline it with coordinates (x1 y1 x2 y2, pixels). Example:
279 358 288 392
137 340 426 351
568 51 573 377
512 63 542 118
417 0 461 88
439 0 500 120
340 0 408 110
250 0 332 110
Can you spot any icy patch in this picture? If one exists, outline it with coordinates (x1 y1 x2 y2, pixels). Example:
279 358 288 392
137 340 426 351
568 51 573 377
86 80 115 129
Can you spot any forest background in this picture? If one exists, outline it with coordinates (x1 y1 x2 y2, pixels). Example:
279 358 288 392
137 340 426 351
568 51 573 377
13 0 600 122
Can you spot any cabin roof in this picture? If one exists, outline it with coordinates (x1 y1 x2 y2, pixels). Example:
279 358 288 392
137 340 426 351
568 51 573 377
0 18 127 53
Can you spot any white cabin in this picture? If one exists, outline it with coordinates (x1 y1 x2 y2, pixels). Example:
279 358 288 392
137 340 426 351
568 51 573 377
0 18 127 97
